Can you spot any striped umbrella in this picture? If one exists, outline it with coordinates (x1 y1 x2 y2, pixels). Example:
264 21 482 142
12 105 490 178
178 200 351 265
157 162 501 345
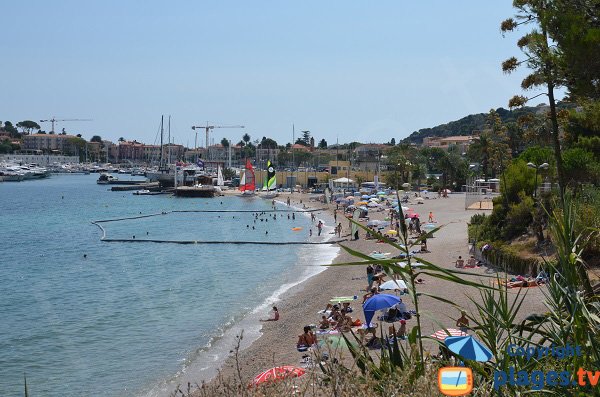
251 366 306 386
430 328 467 341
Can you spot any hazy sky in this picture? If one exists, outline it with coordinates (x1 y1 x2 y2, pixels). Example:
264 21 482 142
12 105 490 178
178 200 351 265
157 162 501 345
2 1 539 147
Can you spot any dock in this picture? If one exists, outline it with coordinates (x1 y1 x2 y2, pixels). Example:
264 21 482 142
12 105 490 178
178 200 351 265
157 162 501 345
174 186 216 197
111 182 160 191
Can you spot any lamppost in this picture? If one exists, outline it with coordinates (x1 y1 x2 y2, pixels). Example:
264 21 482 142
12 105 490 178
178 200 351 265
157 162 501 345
527 162 549 198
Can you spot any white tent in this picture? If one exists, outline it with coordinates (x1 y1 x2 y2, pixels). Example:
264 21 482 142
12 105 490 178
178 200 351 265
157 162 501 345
332 177 354 184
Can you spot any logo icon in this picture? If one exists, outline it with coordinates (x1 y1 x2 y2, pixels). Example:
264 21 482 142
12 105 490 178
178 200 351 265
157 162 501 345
438 367 473 396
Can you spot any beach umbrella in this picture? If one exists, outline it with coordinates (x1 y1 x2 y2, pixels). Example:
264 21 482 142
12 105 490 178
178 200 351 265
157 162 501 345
369 197 380 202
402 183 411 188
410 213 420 219
445 335 493 362
415 197 424 203
385 230 398 236
357 201 368 205
363 294 401 325
359 206 368 211
443 189 452 194
369 194 378 198
367 202 379 208
379 279 408 290
251 366 306 386
346 195 355 199
401 206 410 211
377 191 387 195
361 194 370 199
430 328 467 341
367 219 382 227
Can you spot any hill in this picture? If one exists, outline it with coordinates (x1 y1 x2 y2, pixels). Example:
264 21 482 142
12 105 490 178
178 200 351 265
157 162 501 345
403 103 573 144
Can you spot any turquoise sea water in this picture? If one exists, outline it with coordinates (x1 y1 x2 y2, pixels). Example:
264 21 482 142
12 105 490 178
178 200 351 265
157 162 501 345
0 174 337 396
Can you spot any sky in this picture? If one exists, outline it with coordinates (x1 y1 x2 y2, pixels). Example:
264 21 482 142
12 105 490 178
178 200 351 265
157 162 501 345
2 1 542 147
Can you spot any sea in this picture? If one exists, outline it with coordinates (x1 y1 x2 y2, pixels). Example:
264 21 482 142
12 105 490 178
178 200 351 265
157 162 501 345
0 174 338 397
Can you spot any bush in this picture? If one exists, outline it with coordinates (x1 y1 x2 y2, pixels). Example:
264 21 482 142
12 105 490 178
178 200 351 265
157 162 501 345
503 192 534 239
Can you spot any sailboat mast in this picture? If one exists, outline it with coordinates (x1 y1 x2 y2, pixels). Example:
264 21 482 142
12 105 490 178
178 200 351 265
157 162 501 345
292 123 295 189
159 115 164 168
168 115 171 165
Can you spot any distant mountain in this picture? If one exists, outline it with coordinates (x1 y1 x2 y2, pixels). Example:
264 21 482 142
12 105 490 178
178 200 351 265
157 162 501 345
403 103 573 144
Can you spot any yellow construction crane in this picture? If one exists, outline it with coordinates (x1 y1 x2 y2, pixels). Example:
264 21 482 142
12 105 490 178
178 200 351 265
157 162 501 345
39 117 92 133
191 123 245 150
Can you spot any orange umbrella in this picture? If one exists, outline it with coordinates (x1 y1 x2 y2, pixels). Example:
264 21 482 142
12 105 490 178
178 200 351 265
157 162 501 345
251 365 306 387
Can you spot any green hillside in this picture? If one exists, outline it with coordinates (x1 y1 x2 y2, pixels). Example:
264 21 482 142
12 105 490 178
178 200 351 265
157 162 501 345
403 103 573 144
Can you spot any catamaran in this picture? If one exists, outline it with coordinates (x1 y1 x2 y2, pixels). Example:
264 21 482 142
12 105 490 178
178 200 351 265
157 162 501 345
261 160 278 199
239 159 256 196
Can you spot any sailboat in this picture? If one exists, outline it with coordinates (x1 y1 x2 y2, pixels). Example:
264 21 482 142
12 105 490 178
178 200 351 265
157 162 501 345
214 165 225 195
261 160 278 199
239 159 256 196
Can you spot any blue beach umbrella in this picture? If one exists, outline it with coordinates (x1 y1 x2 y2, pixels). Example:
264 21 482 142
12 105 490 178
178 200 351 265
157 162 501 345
377 191 387 195
444 335 493 362
363 294 401 325
361 194 370 199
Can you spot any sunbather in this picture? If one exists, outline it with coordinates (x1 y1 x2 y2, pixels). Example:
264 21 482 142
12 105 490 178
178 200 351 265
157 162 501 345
362 287 378 303
455 256 465 268
297 326 317 351
466 256 477 267
319 315 330 330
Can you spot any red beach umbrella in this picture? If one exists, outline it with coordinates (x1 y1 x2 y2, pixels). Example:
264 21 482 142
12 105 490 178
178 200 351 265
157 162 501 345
251 365 306 387
430 328 467 341
410 213 420 219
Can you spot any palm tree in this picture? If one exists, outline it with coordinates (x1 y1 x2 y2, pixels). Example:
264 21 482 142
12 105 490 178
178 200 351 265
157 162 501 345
242 133 251 145
468 133 492 180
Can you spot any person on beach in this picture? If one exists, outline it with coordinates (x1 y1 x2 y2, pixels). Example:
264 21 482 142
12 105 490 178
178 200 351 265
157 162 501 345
362 287 378 303
467 255 477 267
334 209 337 223
455 256 465 268
366 264 374 290
297 326 317 351
292 213 295 220
319 315 330 330
317 220 323 236
260 306 279 322
428 211 434 222
287 197 291 206
309 229 313 237
456 310 469 333
337 223 342 237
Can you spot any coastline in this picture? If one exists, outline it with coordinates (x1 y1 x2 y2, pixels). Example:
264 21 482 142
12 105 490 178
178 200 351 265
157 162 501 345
176 191 550 394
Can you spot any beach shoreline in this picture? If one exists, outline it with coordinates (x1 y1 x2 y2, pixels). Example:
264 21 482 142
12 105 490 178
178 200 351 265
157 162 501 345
176 190 549 395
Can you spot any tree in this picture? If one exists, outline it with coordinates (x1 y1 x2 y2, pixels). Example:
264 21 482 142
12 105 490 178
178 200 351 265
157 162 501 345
16 120 40 135
242 133 251 146
501 1 567 204
295 138 308 146
390 138 396 146
90 135 103 143
301 130 311 145
259 137 278 149
318 138 328 149
547 0 600 100
3 121 19 136
118 137 125 142
221 138 230 147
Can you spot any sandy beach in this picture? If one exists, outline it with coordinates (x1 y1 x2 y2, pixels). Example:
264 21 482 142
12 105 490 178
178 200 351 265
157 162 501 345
197 190 549 389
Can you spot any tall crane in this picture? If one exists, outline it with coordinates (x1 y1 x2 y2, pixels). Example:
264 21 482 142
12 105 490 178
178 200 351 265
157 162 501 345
39 117 92 133
191 123 244 161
